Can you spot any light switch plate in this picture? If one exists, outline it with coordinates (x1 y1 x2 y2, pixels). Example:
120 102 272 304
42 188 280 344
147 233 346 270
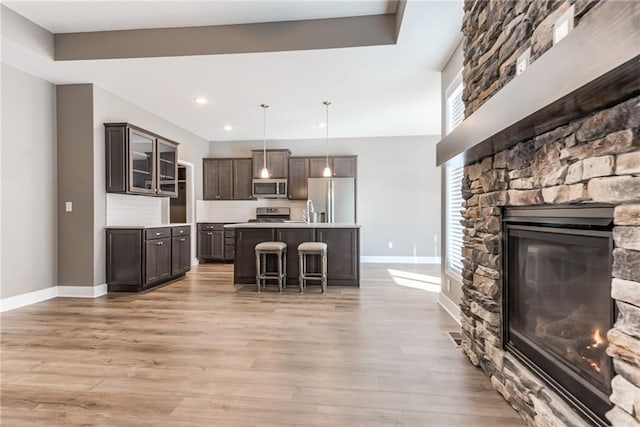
65 201 72 212
553 5 575 45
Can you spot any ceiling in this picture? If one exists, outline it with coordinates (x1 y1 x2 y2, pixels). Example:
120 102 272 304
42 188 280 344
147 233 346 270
2 1 463 142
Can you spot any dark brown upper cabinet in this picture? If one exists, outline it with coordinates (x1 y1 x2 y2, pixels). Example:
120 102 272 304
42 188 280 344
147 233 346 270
203 158 253 200
309 156 357 178
252 149 290 178
105 123 179 197
157 138 178 196
288 157 309 200
203 159 233 200
332 156 357 177
233 158 254 200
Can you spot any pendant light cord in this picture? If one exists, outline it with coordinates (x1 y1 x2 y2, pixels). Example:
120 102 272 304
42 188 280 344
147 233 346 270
323 101 331 168
261 104 269 172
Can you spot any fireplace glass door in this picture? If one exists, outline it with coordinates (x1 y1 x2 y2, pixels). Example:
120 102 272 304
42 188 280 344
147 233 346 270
504 206 614 425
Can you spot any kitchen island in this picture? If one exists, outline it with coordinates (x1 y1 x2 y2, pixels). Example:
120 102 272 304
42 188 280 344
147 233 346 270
225 223 360 287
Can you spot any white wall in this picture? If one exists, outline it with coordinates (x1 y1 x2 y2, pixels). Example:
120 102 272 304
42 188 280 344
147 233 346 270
92 86 211 284
1 64 57 298
209 135 441 260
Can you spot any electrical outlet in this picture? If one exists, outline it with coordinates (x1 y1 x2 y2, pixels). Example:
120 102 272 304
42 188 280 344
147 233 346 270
516 47 531 76
388 242 393 249
553 5 575 45
65 201 73 212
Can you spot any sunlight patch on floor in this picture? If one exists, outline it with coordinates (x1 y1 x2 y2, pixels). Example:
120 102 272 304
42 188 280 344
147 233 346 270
387 269 441 293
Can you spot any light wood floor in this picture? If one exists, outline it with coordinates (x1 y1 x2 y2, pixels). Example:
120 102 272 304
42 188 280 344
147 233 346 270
1 263 523 426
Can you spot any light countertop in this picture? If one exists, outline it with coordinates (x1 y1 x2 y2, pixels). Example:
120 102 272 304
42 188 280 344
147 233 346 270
106 223 192 229
225 222 360 229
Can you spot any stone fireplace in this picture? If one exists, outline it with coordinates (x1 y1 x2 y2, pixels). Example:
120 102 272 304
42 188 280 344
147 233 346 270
447 1 640 426
459 93 639 426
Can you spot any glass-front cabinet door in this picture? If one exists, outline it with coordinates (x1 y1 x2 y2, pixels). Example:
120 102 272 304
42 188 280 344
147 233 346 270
157 138 178 197
129 129 156 194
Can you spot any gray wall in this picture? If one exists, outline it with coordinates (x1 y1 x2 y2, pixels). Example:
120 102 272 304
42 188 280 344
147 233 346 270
1 64 57 298
57 84 95 286
210 135 441 258
93 85 210 284
440 40 464 306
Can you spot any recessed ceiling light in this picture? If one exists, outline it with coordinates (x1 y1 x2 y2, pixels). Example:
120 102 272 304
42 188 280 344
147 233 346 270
193 96 208 105
317 122 327 128
223 124 233 131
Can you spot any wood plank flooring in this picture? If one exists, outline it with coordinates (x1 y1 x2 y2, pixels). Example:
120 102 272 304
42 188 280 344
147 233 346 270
1 263 524 426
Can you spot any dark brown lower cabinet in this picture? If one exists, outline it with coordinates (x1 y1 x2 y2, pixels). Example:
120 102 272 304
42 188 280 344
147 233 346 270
106 225 191 292
197 223 235 262
145 237 172 285
233 226 359 286
172 235 191 276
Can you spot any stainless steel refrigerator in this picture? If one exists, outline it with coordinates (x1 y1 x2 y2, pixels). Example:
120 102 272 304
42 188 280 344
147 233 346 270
307 177 356 223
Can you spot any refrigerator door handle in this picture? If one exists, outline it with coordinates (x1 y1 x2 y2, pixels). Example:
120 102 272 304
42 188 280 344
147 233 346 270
329 179 335 223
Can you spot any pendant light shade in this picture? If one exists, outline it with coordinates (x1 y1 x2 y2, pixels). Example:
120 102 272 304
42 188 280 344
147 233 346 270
322 101 332 177
260 103 270 178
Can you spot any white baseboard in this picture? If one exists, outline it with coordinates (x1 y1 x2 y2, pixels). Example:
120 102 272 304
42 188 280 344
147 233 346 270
361 256 441 264
57 284 107 298
192 257 199 266
438 292 461 325
0 286 58 313
1 284 108 313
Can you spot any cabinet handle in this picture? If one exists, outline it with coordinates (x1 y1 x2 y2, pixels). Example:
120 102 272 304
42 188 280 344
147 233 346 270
207 232 213 236
157 241 163 246
179 230 184 233
179 238 185 242
156 232 161 236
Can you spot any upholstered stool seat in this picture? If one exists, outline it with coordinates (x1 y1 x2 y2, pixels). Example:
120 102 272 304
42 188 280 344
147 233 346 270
255 241 287 292
297 242 328 293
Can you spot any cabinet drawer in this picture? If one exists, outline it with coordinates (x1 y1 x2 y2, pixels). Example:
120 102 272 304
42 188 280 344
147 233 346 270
146 228 171 240
224 230 235 238
172 226 191 236
224 237 235 245
198 223 224 231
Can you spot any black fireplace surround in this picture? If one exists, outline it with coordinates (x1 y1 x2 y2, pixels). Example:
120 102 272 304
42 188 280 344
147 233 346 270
503 205 615 426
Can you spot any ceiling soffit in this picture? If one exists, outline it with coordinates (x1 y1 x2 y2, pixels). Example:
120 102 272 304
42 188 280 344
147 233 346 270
55 12 403 61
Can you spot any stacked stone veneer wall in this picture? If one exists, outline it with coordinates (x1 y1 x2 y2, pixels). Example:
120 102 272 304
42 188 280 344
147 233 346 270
462 0 601 116
460 95 640 426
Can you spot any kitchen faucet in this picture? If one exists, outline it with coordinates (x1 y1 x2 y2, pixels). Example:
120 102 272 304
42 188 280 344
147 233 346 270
305 199 315 223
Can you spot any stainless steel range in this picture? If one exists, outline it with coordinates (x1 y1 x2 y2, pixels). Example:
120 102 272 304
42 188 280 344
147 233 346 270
249 207 291 223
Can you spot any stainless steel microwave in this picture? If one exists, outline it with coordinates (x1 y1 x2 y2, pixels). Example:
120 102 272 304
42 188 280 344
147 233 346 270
252 179 287 199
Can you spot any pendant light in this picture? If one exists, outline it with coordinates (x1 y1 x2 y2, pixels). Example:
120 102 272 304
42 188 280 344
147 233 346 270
260 103 270 178
322 101 332 177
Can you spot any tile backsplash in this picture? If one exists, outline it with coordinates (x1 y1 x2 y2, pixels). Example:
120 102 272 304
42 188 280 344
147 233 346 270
196 199 306 223
106 193 168 225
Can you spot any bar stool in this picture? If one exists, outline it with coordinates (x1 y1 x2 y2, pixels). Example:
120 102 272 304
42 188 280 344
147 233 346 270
297 242 328 293
255 241 287 292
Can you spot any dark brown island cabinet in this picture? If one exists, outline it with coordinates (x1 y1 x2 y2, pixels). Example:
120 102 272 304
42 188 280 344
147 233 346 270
203 158 253 200
232 225 360 287
197 223 235 262
106 225 191 292
105 123 179 197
